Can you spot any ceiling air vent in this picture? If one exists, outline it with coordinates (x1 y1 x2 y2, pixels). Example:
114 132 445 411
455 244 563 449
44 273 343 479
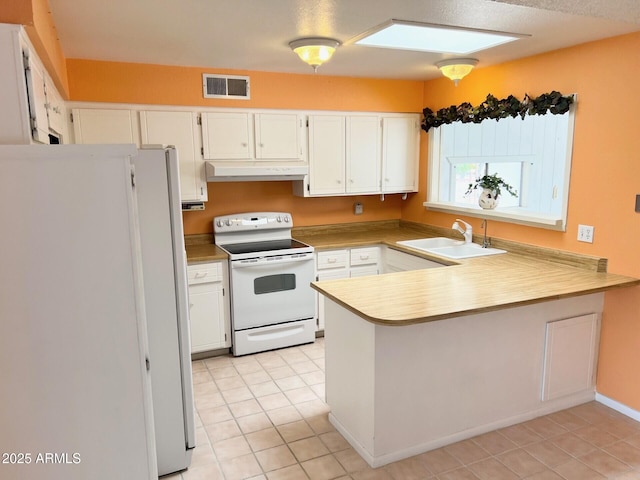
203 74 250 100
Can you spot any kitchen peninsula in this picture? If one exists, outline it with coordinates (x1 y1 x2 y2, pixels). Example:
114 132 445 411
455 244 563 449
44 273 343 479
302 221 640 468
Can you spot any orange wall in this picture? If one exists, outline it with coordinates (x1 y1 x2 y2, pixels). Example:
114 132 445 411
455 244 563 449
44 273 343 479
66 60 425 231
1 0 69 96
408 32 640 410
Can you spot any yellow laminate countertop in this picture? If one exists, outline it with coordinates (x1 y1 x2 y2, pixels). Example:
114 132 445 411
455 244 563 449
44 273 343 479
294 221 639 325
185 234 227 263
184 221 640 324
311 253 639 326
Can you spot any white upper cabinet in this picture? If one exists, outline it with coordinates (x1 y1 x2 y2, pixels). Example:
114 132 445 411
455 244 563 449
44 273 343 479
139 110 207 203
0 24 66 144
381 115 420 193
308 115 346 195
23 53 49 143
306 114 384 196
201 111 303 161
347 116 381 193
72 108 139 145
23 46 67 143
201 112 253 159
45 81 65 136
254 113 302 159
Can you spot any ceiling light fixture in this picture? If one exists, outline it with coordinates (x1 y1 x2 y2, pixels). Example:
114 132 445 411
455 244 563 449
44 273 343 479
289 37 341 73
436 58 478 86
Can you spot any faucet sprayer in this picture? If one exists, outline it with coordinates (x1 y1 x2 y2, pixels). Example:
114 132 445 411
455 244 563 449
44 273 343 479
452 218 473 244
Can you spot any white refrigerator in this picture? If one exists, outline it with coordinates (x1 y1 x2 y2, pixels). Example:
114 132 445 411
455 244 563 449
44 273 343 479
0 144 195 479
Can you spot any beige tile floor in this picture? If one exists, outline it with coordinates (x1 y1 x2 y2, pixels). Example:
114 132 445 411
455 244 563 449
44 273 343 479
163 338 640 480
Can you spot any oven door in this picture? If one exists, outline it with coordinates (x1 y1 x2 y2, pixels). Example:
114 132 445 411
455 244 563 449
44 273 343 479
229 253 315 330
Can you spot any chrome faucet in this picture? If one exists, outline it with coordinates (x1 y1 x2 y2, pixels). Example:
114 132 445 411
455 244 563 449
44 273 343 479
481 219 491 248
452 218 473 244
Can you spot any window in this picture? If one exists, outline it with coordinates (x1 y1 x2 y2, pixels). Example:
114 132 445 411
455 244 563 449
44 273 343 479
425 109 575 230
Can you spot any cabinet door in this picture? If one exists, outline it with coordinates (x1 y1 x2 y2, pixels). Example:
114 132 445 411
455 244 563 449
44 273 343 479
382 116 419 193
383 247 444 273
316 268 350 331
201 112 253 160
188 282 227 353
346 116 381 193
140 110 207 203
24 54 49 143
45 77 65 136
542 314 599 401
309 115 346 195
254 113 302 159
72 108 139 145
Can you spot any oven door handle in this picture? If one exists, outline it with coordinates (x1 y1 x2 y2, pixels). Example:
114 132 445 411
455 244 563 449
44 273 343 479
231 253 314 268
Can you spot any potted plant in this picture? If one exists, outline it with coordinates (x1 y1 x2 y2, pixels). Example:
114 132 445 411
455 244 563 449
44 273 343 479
465 173 518 209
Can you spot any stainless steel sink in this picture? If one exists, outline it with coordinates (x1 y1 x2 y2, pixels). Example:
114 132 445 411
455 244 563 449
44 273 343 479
397 238 506 259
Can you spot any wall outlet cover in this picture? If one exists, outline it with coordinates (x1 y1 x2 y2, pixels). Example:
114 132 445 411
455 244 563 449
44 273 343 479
354 202 363 215
577 224 594 243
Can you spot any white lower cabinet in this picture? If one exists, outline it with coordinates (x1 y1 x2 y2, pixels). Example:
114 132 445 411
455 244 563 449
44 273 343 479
315 245 449 331
187 261 231 353
349 247 380 277
542 313 600 401
382 247 444 273
315 247 381 330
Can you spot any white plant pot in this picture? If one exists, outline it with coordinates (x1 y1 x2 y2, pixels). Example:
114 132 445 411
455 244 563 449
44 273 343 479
479 188 499 210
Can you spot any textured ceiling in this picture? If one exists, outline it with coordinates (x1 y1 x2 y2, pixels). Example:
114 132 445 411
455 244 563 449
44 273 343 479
48 0 640 80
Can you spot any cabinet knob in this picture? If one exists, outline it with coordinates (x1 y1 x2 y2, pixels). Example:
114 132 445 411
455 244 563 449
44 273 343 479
241 142 247 147
336 180 342 184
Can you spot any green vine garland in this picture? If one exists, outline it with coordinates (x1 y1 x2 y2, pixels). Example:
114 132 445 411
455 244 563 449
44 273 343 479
421 91 574 132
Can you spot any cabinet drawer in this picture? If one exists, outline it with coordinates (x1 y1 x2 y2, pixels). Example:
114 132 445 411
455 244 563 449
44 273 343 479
350 265 379 277
316 250 348 270
350 247 379 266
317 269 350 281
187 262 223 285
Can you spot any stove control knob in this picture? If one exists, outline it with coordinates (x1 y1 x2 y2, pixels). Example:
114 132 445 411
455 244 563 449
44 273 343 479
216 220 224 228
284 216 290 223
276 216 282 223
226 219 232 226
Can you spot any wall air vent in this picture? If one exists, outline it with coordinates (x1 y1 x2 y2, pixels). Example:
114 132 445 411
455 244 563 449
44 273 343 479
203 74 250 100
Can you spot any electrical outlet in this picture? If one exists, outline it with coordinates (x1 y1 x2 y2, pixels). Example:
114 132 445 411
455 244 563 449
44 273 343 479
577 224 594 243
354 202 363 215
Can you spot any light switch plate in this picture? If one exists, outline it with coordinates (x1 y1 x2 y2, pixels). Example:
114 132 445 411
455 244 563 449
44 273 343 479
577 224 594 243
354 202 363 215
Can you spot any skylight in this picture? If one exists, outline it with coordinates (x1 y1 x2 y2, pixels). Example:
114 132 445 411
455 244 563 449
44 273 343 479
354 20 524 55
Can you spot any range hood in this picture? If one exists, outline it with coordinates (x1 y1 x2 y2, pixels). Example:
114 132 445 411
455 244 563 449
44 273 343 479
206 161 308 182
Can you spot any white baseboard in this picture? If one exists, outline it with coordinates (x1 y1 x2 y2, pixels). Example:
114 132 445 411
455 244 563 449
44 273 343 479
596 393 640 423
330 391 596 468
